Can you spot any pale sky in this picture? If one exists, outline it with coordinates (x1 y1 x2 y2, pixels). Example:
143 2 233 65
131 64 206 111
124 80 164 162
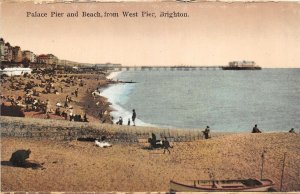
1 2 300 67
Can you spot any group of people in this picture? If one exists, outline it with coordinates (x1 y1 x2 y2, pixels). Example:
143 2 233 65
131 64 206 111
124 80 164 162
149 124 298 155
148 133 173 154
252 124 297 134
116 109 137 126
202 124 298 138
0 69 91 121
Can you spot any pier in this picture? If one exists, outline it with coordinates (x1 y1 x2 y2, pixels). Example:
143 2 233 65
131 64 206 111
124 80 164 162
112 66 222 71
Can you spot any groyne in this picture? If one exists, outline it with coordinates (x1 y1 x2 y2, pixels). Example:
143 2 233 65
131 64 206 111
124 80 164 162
0 116 206 142
0 116 134 142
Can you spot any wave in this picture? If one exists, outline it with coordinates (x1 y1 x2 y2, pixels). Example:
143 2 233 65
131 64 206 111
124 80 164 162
106 71 123 80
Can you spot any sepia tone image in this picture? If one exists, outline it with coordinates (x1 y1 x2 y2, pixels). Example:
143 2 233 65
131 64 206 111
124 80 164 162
0 1 300 192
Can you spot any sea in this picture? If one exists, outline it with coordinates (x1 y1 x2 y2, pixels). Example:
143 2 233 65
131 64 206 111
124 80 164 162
101 68 300 132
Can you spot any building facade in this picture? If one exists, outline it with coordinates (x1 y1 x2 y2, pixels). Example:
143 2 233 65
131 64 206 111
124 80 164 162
22 50 36 63
1 38 61 66
4 43 13 62
37 54 58 65
0 38 4 61
12 46 23 62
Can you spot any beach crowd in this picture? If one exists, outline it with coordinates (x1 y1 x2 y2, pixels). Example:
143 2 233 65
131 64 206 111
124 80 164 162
0 69 112 124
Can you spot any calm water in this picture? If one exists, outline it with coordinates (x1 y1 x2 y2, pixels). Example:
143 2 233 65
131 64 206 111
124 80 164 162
101 69 300 132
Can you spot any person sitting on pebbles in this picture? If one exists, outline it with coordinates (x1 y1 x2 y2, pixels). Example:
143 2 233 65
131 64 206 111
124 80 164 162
252 124 262 133
289 128 296 133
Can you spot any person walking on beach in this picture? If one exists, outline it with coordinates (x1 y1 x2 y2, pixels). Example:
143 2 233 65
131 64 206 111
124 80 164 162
132 109 136 126
162 137 172 154
252 124 262 133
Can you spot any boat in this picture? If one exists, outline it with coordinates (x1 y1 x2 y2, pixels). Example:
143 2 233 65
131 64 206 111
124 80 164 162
170 178 275 192
222 61 262 70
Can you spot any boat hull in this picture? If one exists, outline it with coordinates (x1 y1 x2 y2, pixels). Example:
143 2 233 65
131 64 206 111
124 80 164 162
170 179 274 192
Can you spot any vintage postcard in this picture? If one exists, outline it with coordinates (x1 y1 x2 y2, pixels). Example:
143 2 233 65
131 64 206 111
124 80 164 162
0 0 299 192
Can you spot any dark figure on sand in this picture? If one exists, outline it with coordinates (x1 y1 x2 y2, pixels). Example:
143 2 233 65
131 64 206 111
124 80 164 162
252 124 262 133
148 133 162 149
62 111 68 120
64 101 68 108
128 118 131 126
289 128 296 133
116 117 123 125
10 149 31 167
132 109 136 126
202 126 211 139
75 88 78 97
162 137 172 154
83 113 88 122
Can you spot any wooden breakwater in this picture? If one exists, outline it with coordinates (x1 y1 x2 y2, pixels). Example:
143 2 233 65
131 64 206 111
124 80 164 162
0 116 135 142
0 116 210 143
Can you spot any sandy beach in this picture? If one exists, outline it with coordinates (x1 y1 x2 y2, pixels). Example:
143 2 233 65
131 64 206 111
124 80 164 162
1 125 300 192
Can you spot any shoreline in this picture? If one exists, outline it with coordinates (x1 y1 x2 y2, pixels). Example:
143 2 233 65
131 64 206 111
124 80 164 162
103 71 154 127
102 71 298 133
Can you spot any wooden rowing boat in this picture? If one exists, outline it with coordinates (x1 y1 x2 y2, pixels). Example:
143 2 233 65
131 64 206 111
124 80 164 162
170 178 275 192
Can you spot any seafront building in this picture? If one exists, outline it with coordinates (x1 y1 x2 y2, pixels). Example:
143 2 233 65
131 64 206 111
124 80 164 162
37 54 58 65
12 46 23 63
22 50 36 63
0 38 4 61
1 38 57 66
1 38 94 69
3 43 13 62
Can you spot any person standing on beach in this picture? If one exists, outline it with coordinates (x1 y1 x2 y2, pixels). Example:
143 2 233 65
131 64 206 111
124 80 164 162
75 88 79 97
132 109 136 126
128 118 131 126
202 126 210 139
